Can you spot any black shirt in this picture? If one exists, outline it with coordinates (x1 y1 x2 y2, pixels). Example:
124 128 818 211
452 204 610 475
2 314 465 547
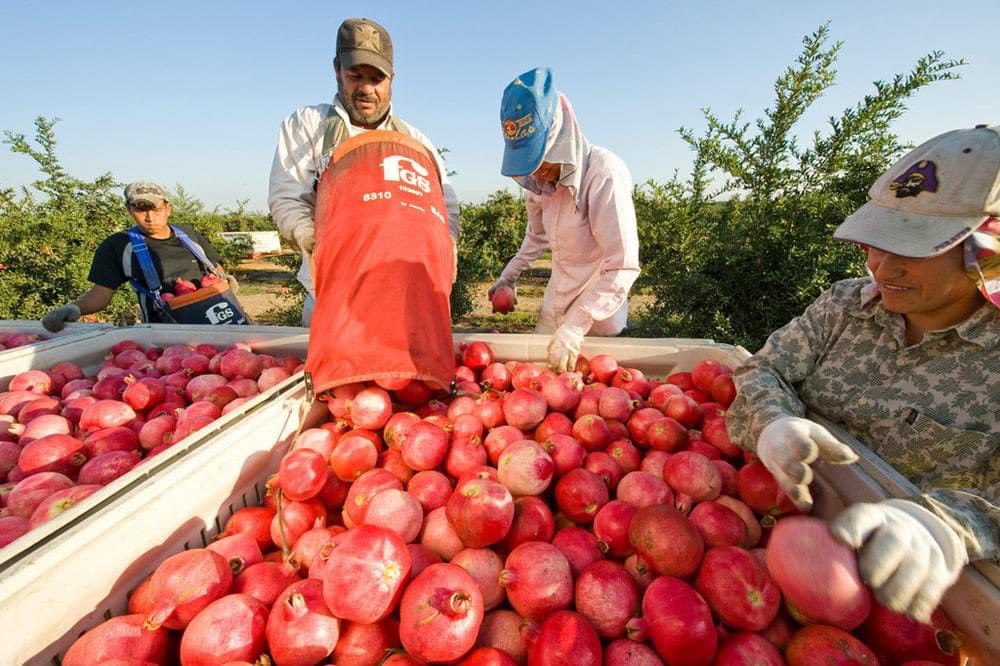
88 224 224 322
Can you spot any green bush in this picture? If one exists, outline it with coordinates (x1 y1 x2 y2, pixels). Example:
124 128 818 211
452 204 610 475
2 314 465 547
630 24 963 350
0 118 139 322
451 190 527 319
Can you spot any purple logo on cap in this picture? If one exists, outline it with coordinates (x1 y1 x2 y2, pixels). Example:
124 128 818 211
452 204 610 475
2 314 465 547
889 160 938 198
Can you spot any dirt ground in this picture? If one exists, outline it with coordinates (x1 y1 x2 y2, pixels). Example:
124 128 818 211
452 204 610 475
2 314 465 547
231 252 651 330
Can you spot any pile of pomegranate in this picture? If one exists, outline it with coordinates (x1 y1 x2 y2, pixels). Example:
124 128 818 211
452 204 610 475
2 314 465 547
58 341 965 665
0 330 45 351
0 339 303 547
160 273 225 302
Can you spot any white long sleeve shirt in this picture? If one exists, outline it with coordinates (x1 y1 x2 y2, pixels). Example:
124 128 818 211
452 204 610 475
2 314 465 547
267 98 460 295
500 95 639 335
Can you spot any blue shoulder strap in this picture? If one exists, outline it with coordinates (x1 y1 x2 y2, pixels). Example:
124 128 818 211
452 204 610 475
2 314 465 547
127 227 164 296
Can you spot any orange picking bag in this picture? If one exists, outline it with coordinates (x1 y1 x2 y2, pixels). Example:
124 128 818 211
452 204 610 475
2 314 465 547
305 131 456 395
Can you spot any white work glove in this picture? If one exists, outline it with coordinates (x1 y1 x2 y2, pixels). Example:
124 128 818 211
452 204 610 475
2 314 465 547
757 416 858 511
291 225 316 253
831 499 967 623
547 323 586 373
487 277 517 302
223 273 239 294
41 303 81 332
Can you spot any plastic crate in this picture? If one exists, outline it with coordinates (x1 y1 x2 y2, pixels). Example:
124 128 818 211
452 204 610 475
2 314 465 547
5 334 995 663
0 324 312 664
0 321 111 388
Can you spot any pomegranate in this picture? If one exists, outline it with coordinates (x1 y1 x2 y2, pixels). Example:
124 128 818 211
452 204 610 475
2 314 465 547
527 611 601 666
476 609 529 663
446 476 515 548
179 593 269 665
333 618 401 666
696 546 780 631
860 599 964 666
766 515 871 631
62 614 170 666
18 433 87 477
604 639 665 665
551 526 604 578
662 450 722 511
785 624 879 665
500 541 573 621
399 562 485 663
714 632 783 665
266 578 341 666
593 500 637 558
278 448 330 501
322 524 410 623
452 547 507 610
77 450 141 485
29 484 101 528
737 461 796 516
554 467 609 523
497 439 554 496
490 285 516 314
628 504 704 578
363 488 423 543
144 548 234 630
575 560 641 639
631 576 717 665
7 471 75 518
207 532 264 576
499 495 555 553
233 560 301 606
688 500 747 547
503 388 548 431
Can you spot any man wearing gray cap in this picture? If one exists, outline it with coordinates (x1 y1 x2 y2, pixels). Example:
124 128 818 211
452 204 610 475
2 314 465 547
41 182 236 329
267 17 459 325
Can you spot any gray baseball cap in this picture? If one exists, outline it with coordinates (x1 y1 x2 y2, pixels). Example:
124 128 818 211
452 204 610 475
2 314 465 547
336 18 393 76
124 181 170 207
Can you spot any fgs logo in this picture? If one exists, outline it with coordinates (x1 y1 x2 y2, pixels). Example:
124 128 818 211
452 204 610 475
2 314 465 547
205 302 236 325
382 155 431 193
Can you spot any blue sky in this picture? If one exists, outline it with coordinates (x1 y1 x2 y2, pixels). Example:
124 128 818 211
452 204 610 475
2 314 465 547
1 1 997 213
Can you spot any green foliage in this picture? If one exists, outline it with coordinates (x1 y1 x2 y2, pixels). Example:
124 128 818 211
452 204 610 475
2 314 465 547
262 253 307 326
630 24 963 350
451 190 527 319
0 117 138 322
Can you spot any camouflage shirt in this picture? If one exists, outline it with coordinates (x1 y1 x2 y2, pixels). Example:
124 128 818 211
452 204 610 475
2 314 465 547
727 278 1000 562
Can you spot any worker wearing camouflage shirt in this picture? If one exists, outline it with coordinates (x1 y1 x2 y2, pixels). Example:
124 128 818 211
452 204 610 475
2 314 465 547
727 125 1000 624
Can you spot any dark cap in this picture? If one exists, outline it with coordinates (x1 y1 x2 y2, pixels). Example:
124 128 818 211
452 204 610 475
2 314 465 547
336 18 393 76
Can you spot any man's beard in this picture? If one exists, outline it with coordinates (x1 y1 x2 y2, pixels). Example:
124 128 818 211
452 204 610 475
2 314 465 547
340 88 391 128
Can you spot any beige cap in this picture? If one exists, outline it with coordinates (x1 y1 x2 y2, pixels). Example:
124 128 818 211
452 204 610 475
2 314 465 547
834 125 1000 257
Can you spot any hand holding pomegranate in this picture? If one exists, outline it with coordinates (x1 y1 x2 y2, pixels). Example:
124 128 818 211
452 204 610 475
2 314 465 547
756 416 857 511
830 498 968 624
487 278 517 314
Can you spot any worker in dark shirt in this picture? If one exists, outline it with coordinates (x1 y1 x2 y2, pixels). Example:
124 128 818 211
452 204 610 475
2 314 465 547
41 181 240 329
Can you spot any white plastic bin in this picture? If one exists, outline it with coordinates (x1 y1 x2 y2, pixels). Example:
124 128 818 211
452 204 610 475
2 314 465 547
0 321 111 389
1 324 312 665
4 334 995 664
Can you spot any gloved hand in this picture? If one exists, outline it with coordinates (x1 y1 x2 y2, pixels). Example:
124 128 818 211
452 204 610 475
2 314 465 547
757 416 858 511
487 277 517 302
224 273 240 294
547 323 586 373
291 225 316 253
41 303 81 332
831 499 967 623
